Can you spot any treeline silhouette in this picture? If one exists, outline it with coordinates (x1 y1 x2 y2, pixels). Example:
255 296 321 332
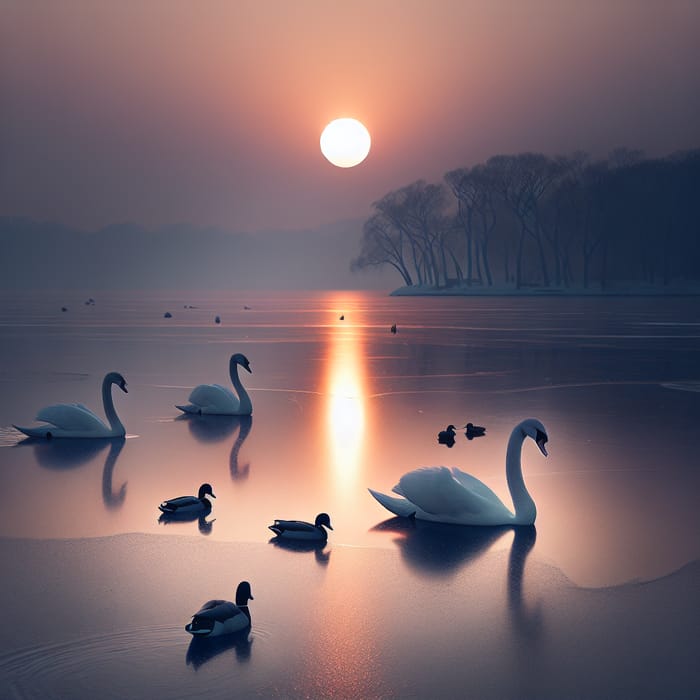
352 149 700 291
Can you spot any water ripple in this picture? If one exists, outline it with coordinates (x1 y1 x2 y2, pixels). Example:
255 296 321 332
0 626 181 700
0 623 273 700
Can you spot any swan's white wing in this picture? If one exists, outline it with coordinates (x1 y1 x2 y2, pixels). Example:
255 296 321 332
188 384 239 411
35 403 107 431
395 466 491 516
450 467 506 507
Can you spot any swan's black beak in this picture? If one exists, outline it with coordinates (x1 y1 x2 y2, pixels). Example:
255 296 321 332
535 429 548 457
121 382 128 394
243 362 252 374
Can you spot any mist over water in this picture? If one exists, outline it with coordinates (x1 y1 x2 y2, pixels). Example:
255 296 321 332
0 290 698 697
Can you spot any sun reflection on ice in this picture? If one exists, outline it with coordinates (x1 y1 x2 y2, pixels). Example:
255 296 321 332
325 302 367 491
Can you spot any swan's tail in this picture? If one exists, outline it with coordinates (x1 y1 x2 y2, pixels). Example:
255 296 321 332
175 404 200 414
367 488 416 518
13 424 48 438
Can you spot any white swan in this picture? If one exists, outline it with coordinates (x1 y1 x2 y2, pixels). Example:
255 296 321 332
368 418 548 526
14 372 128 439
176 353 252 416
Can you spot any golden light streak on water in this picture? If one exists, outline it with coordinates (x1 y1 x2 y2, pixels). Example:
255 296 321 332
324 296 367 493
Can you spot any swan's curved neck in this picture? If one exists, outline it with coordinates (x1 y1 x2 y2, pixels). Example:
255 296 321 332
229 359 252 414
506 425 537 525
102 377 125 436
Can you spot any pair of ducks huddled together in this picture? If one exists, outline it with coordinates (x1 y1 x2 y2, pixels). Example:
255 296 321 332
159 485 332 638
437 422 486 447
13 353 255 439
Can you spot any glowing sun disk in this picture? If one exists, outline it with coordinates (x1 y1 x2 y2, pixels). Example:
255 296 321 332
320 118 371 168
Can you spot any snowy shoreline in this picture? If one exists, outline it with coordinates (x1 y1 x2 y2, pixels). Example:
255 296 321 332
390 283 700 297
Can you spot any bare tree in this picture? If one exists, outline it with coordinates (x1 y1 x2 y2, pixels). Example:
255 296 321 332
445 164 498 286
351 213 414 286
487 153 564 287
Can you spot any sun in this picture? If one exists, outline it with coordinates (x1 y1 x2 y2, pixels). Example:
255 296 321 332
320 118 371 168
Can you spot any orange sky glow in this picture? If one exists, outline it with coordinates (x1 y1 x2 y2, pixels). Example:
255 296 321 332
1 0 699 232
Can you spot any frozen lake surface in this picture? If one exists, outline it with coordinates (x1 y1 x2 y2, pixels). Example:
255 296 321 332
0 290 698 698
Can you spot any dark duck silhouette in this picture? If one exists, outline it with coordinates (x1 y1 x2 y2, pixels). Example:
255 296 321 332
465 422 486 440
437 424 457 447
158 483 216 517
185 581 254 637
269 512 333 541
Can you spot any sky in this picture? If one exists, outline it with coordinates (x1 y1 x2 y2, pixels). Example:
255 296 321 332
2 0 699 234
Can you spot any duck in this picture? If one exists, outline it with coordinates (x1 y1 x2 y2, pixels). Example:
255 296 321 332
368 418 548 526
465 422 486 440
176 352 253 416
185 581 254 637
158 483 216 516
13 372 128 439
268 512 333 541
437 424 457 446
390 324 397 334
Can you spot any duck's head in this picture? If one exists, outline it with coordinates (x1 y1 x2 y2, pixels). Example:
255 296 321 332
315 513 333 531
235 580 254 605
106 372 128 394
231 353 252 374
198 483 216 499
522 418 548 456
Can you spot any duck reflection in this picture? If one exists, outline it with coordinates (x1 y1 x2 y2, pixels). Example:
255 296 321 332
19 436 128 509
158 512 216 536
268 536 331 566
185 630 252 669
176 414 253 481
371 517 510 576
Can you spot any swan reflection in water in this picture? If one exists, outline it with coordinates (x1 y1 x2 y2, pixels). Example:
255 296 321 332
371 518 509 576
507 526 542 640
18 436 127 509
176 414 253 481
268 536 331 566
186 629 253 669
372 519 542 638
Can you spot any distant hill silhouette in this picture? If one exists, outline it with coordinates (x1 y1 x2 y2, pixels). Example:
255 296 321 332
0 217 392 290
